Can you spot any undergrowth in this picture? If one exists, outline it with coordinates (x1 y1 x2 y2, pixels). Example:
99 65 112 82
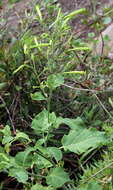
0 0 113 189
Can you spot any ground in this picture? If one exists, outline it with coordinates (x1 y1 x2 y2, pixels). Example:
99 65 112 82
1 0 113 37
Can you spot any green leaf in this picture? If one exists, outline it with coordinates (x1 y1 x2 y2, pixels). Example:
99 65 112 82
103 17 112 24
62 117 85 130
62 128 108 154
47 74 64 90
64 70 86 74
33 153 52 169
36 5 43 22
64 8 86 20
0 82 7 90
31 92 47 101
88 32 95 38
109 98 113 108
0 153 9 162
78 180 102 190
15 147 34 168
13 64 29 74
31 184 54 190
47 147 62 162
1 125 11 136
0 153 10 170
9 168 28 183
2 136 14 144
53 116 65 128
31 109 56 134
15 132 30 142
46 167 70 188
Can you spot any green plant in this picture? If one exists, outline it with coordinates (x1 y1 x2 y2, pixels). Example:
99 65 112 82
0 0 113 189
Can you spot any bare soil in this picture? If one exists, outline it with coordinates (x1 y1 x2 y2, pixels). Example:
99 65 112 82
1 0 113 36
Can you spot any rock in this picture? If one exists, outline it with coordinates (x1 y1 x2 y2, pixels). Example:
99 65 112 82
93 23 113 59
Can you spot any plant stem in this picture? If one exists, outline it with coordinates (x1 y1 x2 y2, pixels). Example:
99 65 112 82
47 89 52 122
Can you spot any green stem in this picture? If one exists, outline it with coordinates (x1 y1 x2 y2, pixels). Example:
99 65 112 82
44 89 53 146
47 89 53 122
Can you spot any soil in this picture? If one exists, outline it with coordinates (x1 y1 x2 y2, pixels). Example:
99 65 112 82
59 0 113 36
1 0 113 38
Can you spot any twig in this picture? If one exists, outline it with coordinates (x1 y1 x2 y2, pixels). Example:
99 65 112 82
100 32 104 57
63 83 113 118
62 84 100 93
62 83 113 93
93 93 113 118
0 95 16 135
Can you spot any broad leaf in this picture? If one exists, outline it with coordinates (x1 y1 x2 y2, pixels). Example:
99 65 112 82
46 167 70 188
9 168 28 183
47 147 62 162
62 128 108 154
1 125 11 136
63 117 85 130
1 125 14 146
33 153 52 169
31 92 47 101
15 147 34 168
0 153 10 170
31 184 54 190
2 136 14 144
31 109 57 133
15 132 30 142
47 74 64 90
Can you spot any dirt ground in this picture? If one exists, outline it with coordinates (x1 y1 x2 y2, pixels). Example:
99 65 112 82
0 0 113 39
59 0 113 35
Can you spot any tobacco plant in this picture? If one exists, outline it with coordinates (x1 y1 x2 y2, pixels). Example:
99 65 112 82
0 1 113 189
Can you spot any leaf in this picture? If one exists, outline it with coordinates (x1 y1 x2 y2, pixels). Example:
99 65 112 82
15 132 30 142
4 143 11 153
78 180 102 190
31 92 47 101
54 116 64 128
36 5 43 22
31 109 56 134
13 64 30 74
47 74 64 90
47 147 62 162
0 153 10 170
9 168 28 183
46 167 70 188
88 32 95 38
0 82 7 90
109 98 113 108
33 153 52 169
2 136 14 144
103 17 112 24
62 128 108 154
1 125 11 136
0 153 9 162
31 109 50 133
62 117 85 130
15 147 34 168
1 125 13 146
31 184 54 190
68 47 90 51
64 71 86 74
64 8 86 20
